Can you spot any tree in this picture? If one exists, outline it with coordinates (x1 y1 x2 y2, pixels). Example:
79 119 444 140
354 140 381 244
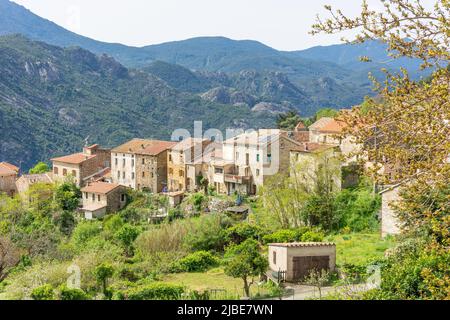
29 162 49 174
115 224 140 256
311 0 449 299
55 182 81 212
224 239 268 298
93 263 114 298
311 0 449 188
303 269 330 299
276 110 303 130
0 236 20 282
314 108 338 121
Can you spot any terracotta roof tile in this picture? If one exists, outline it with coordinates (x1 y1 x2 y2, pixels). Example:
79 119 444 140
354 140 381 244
51 153 96 165
0 162 19 173
309 117 334 131
269 242 336 248
0 162 19 176
18 173 53 184
319 119 347 133
81 182 121 194
112 139 177 155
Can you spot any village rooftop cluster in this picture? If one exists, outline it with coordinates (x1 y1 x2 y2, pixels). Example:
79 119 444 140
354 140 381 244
0 117 401 237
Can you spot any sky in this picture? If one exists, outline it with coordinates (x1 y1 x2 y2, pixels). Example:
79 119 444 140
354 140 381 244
9 0 432 51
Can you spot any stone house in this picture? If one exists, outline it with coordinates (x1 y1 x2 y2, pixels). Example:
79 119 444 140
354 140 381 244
15 173 53 202
0 162 19 196
51 144 111 187
167 138 212 192
216 129 303 195
111 139 176 193
80 182 127 219
268 242 336 282
380 183 403 237
290 143 342 193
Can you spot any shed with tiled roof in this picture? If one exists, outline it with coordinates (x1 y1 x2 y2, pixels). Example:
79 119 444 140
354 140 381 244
268 242 336 282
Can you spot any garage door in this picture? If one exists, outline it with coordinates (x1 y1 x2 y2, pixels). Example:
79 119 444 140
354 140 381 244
292 256 330 280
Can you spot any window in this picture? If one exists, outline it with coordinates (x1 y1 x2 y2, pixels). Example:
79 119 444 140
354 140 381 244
117 171 120 179
256 154 260 162
142 159 145 165
92 194 95 201
54 167 59 174
121 194 125 202
72 170 76 177
63 168 67 176
84 192 88 199
246 153 249 166
215 167 223 174
256 169 260 176
142 172 145 178
179 170 184 177
122 172 125 179
131 159 135 167
132 172 135 180
151 172 154 178
273 251 276 264
236 152 239 160
115 158 118 166
267 154 272 163
97 195 100 202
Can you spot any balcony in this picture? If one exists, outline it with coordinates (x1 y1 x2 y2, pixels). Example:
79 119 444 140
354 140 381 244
224 173 251 184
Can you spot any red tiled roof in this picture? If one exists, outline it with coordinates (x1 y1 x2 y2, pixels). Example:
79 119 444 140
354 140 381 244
319 119 347 133
269 242 336 248
0 162 19 175
112 139 177 155
51 153 96 165
81 182 121 194
309 117 334 131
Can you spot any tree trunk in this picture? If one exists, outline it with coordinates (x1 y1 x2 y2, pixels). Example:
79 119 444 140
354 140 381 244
243 277 250 298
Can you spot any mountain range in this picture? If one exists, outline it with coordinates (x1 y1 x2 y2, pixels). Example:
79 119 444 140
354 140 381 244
0 0 426 169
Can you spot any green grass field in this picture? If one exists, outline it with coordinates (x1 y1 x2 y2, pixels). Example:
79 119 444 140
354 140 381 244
162 267 270 299
326 232 396 266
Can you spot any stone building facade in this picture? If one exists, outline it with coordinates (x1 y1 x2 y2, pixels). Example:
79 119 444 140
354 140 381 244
51 144 111 187
0 162 19 196
80 182 127 219
111 139 176 192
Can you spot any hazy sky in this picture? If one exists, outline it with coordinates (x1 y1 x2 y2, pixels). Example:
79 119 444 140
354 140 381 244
9 0 432 51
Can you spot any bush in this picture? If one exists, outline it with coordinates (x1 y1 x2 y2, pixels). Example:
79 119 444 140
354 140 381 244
300 230 324 242
124 283 184 300
59 285 89 300
262 229 299 244
183 214 232 252
225 223 265 245
31 284 54 300
170 251 219 273
71 221 102 249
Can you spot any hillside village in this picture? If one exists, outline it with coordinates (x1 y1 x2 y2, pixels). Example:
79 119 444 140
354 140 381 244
0 0 447 303
0 113 407 300
0 117 401 239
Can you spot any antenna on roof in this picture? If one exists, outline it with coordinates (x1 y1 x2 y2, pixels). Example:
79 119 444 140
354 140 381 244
84 135 90 147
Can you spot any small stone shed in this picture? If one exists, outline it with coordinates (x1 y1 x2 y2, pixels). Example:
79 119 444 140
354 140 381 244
268 242 336 282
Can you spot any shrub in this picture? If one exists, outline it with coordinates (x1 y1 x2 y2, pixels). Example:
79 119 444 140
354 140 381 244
183 214 231 252
71 221 102 249
225 223 265 245
103 215 125 236
59 285 89 300
262 229 299 244
31 284 54 300
124 283 184 300
170 251 219 273
300 230 324 242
